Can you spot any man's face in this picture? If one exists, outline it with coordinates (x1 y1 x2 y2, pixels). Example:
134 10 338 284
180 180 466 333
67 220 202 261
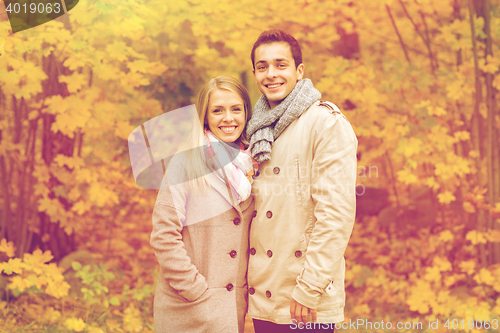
253 42 304 109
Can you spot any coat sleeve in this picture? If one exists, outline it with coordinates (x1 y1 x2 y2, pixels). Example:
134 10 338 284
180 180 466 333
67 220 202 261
150 162 208 302
291 109 357 310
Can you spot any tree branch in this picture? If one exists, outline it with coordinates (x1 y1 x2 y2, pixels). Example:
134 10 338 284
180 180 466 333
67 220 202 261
385 4 412 64
398 0 436 72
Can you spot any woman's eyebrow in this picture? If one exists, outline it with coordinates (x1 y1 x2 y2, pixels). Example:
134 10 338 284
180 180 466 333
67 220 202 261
210 104 243 108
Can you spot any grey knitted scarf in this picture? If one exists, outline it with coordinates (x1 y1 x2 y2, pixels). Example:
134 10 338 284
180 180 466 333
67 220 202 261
246 78 321 162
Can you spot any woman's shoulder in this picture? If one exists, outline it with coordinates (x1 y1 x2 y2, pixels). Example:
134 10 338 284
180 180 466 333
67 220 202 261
164 153 190 187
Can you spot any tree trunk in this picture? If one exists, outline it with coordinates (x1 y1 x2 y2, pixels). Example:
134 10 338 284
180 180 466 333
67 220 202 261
481 0 500 264
468 0 487 267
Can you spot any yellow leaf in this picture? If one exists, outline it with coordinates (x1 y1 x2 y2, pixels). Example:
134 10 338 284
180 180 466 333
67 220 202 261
466 230 487 245
397 168 418 185
65 318 86 332
469 150 480 158
42 307 61 324
115 121 135 140
0 258 24 275
485 230 500 242
474 268 496 286
0 239 16 257
9 276 32 292
58 73 87 93
437 191 456 204
463 201 476 213
438 230 454 242
428 106 447 116
415 100 431 109
454 131 471 141
424 266 441 282
434 256 452 271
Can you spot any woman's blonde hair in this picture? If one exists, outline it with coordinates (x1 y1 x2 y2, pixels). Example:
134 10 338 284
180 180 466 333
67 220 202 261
181 76 252 192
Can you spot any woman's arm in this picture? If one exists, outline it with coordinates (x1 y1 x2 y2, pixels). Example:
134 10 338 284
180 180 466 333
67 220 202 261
150 166 208 302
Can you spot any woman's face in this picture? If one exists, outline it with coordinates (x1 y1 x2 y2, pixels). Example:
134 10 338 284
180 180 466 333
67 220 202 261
205 89 246 143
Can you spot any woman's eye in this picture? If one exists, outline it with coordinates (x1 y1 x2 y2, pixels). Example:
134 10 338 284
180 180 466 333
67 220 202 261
213 109 221 113
233 108 241 111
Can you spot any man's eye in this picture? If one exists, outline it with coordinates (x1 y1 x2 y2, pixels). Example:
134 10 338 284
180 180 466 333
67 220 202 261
278 64 286 68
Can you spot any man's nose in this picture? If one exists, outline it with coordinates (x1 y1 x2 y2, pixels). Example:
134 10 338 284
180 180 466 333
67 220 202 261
267 65 278 78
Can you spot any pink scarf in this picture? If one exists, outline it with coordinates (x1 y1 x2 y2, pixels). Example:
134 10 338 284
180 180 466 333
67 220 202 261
204 129 259 203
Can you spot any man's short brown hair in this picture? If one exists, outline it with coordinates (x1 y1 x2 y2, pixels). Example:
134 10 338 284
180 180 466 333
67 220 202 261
251 30 302 70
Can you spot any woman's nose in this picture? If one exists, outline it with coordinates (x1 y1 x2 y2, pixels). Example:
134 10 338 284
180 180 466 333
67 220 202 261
223 111 234 121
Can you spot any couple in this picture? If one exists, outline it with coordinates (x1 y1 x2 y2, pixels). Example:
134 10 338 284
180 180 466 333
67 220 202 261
150 30 358 333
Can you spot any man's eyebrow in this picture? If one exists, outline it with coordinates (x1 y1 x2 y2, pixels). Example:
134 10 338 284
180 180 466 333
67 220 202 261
256 58 289 64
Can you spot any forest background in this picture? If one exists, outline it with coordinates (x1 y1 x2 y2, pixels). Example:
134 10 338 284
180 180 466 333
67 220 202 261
0 0 500 332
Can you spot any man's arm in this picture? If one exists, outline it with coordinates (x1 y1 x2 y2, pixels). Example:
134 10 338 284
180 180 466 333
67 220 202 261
291 109 358 311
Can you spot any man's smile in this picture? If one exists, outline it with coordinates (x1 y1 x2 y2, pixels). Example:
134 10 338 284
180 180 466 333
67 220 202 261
265 83 284 89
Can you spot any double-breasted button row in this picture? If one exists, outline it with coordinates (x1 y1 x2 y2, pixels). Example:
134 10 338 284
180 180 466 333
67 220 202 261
247 288 271 298
249 249 299 258
230 250 237 258
226 283 233 291
233 217 240 225
266 211 272 218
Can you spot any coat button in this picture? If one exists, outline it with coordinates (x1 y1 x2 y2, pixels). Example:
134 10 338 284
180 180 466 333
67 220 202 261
295 251 302 258
252 210 257 218
250 248 256 255
273 167 280 174
230 250 237 258
266 211 272 218
226 284 234 291
266 290 272 298
233 217 241 225
267 250 273 258
249 287 255 295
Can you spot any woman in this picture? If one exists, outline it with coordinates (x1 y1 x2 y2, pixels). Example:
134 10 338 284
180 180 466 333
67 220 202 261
150 76 257 333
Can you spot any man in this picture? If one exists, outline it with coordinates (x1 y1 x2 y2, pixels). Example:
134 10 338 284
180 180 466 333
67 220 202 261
246 30 357 333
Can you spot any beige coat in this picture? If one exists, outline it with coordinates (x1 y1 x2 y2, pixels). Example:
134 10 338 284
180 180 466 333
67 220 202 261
150 156 255 333
247 100 357 325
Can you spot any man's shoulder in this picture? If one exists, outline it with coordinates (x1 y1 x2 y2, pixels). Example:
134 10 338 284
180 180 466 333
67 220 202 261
302 100 346 123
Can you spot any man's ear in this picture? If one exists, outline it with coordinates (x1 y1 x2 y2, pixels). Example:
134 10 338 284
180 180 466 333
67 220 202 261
297 63 305 81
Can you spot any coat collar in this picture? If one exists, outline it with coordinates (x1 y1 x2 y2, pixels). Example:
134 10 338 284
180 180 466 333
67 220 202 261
206 173 243 217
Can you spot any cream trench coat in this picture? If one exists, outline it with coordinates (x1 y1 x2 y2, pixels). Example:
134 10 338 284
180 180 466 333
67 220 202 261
150 156 255 333
247 100 357 325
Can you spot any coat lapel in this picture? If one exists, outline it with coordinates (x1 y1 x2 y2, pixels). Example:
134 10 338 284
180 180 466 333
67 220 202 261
206 173 243 217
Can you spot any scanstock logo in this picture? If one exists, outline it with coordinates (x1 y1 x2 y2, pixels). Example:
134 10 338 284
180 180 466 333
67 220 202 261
4 0 79 33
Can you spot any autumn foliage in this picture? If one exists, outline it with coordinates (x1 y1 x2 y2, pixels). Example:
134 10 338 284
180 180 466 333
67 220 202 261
0 0 499 332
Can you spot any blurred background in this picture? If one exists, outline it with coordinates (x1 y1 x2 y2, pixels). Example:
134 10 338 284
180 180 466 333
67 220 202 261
0 0 499 332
